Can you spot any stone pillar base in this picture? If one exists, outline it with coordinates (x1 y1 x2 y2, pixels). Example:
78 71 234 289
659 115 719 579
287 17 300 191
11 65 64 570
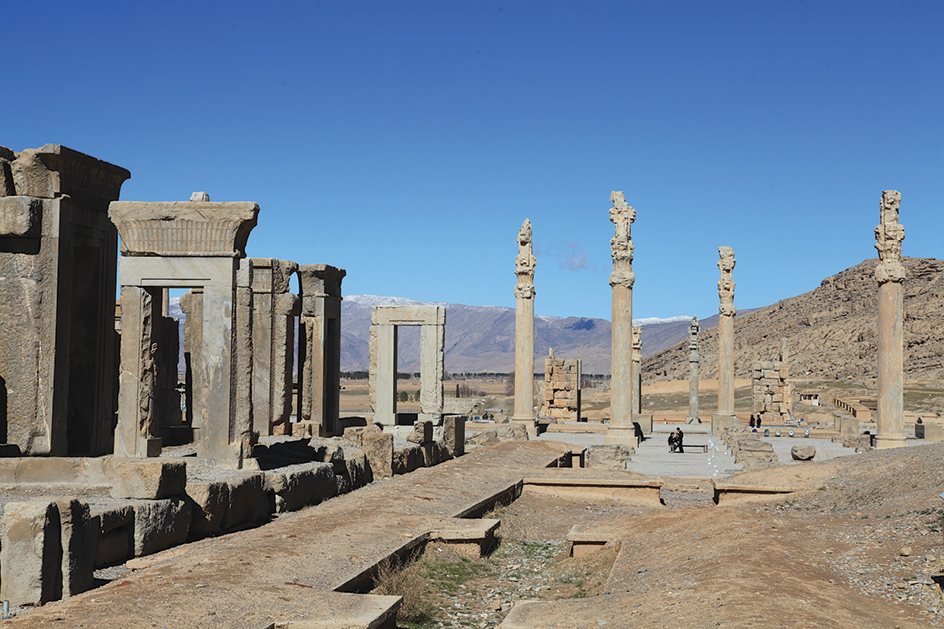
634 414 653 435
711 413 739 436
511 417 538 438
873 434 907 449
604 425 638 448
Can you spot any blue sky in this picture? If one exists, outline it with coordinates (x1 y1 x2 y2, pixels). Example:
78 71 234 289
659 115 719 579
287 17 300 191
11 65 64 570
4 1 942 321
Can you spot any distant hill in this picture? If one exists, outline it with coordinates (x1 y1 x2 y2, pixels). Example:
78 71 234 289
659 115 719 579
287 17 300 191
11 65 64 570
340 295 699 374
643 257 944 382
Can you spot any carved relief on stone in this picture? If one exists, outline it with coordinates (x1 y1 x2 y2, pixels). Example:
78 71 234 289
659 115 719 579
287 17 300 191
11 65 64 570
609 191 636 289
875 190 906 283
632 326 642 362
717 246 736 317
515 218 536 298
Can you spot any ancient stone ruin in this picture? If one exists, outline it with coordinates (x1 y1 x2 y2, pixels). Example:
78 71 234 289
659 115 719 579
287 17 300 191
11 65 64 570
874 189 906 449
606 191 637 446
540 348 581 422
368 305 446 425
687 316 700 424
513 219 536 428
0 145 130 456
751 339 793 425
712 245 738 434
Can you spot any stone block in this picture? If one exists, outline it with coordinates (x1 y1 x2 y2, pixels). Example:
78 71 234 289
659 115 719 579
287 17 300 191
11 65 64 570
264 463 335 513
92 504 134 534
221 473 268 530
407 420 433 444
0 196 42 237
185 481 229 539
838 417 860 436
495 423 529 442
466 429 499 451
362 431 394 479
393 444 425 475
422 439 451 467
586 445 632 470
443 416 466 457
132 497 192 557
0 500 61 606
915 423 944 442
310 462 340 505
95 529 132 568
106 458 187 500
345 451 372 489
791 445 816 461
55 498 95 598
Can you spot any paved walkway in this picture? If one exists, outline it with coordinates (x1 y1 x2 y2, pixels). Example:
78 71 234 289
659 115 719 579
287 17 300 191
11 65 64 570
537 423 857 478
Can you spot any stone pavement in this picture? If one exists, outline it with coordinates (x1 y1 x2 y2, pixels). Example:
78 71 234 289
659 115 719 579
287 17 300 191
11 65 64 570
538 423 857 477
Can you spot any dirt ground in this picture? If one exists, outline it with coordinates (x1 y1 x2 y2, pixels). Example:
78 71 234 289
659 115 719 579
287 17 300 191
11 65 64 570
385 443 944 628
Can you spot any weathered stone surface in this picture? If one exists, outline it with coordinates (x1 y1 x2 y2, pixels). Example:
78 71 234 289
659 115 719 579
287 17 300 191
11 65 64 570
407 420 433 444
422 439 451 467
513 219 536 423
108 201 260 257
185 481 229 539
791 445 816 461
443 415 466 457
466 429 500 451
132 497 192 557
540 351 581 422
54 498 95 597
106 458 187 499
586 445 632 469
608 191 636 434
0 157 14 196
221 473 268 530
916 422 944 442
264 462 336 513
0 501 61 606
495 423 529 442
95 529 132 568
362 431 394 479
344 450 373 489
393 444 425 475
0 196 42 237
342 424 381 449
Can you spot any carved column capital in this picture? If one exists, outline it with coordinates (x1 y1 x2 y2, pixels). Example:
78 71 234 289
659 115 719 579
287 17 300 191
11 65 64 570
875 190 905 285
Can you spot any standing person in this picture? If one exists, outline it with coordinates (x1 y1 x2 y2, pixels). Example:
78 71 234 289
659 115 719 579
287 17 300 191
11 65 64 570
749 415 756 429
668 431 676 453
675 427 685 454
756 415 762 431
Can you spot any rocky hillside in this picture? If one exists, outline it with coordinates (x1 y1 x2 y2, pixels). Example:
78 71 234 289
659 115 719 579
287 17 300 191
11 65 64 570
643 257 944 382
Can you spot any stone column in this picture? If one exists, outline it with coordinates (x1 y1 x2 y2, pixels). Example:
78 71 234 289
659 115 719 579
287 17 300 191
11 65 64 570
712 246 737 434
606 191 637 445
631 326 642 415
115 286 162 457
874 190 906 449
180 289 204 430
233 258 255 458
420 318 445 420
369 323 398 426
297 264 345 437
687 316 700 423
513 219 536 428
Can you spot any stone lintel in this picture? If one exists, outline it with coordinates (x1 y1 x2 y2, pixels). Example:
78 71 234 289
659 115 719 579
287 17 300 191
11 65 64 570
109 201 259 257
371 304 445 326
8 144 130 209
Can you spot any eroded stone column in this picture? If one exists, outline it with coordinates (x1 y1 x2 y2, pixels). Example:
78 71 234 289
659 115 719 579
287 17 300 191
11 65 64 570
513 219 536 427
420 318 445 420
687 316 700 424
297 264 345 437
180 289 204 430
874 190 906 449
606 191 637 445
632 326 642 415
370 323 398 426
115 286 162 457
712 246 737 434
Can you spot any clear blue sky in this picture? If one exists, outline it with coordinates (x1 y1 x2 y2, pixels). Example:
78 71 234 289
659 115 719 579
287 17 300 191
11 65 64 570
5 1 942 321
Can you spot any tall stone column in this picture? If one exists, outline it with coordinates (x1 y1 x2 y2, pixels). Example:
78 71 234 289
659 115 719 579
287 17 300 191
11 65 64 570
632 326 642 415
712 246 737 434
606 191 637 445
513 219 536 427
115 286 162 457
874 190 906 449
687 316 700 424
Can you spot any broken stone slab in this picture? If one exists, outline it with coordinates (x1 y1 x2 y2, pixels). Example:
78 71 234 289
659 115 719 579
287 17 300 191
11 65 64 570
342 424 381 449
0 500 61 606
791 444 816 461
264 462 335 513
105 458 187 500
585 445 632 469
466 428 500 452
362 431 394 479
442 415 466 457
407 420 433 444
495 423 530 442
393 444 425 475
132 497 192 557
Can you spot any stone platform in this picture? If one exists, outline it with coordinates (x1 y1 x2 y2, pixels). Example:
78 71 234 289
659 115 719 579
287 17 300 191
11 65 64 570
3 441 573 629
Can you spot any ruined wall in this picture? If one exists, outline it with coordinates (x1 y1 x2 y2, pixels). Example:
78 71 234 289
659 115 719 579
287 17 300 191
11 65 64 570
540 352 581 422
